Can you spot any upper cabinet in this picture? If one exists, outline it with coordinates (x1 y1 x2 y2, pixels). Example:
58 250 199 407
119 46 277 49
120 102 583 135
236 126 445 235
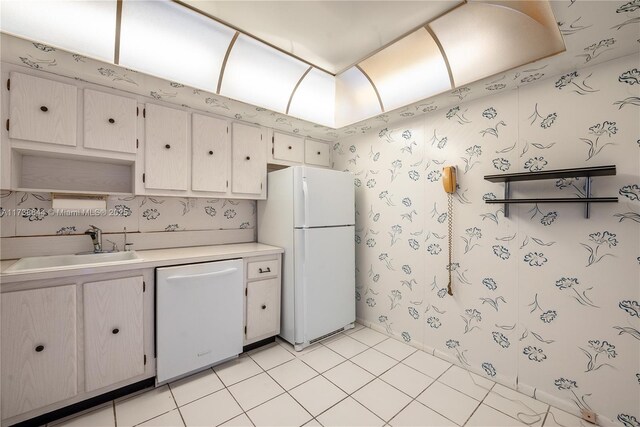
272 132 304 164
305 138 331 168
144 103 189 191
268 131 331 169
192 113 229 194
83 89 137 154
8 72 77 146
231 122 266 197
2 67 329 200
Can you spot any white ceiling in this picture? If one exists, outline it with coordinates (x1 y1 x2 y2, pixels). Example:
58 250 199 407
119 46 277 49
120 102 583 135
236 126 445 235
180 0 462 74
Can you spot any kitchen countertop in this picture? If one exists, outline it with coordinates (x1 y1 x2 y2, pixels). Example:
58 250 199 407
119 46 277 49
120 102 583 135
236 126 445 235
0 243 283 284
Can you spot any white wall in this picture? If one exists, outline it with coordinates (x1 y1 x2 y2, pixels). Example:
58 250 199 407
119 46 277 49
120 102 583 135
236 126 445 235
332 54 640 425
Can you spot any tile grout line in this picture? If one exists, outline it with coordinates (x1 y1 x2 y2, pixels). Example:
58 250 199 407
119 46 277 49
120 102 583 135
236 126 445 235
166 381 187 427
541 405 550 427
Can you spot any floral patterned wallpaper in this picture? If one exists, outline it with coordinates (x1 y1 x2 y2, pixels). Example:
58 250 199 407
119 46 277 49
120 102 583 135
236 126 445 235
0 192 255 239
332 53 640 425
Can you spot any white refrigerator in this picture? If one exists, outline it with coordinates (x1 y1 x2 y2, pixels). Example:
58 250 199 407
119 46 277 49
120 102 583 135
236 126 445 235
258 166 355 350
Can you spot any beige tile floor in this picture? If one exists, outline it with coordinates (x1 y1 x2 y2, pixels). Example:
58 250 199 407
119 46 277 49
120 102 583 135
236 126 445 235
51 324 590 427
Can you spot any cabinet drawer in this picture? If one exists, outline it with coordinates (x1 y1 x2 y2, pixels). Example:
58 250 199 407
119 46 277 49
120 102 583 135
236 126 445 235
247 259 279 280
84 89 137 154
1 285 78 418
273 132 304 163
83 276 144 391
305 139 330 167
9 72 77 146
246 278 280 342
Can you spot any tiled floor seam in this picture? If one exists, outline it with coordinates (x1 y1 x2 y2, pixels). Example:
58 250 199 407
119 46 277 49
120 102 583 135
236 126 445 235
541 405 550 426
339 350 457 425
470 381 547 427
398 362 464 426
167 381 187 427
482 391 549 424
460 381 500 427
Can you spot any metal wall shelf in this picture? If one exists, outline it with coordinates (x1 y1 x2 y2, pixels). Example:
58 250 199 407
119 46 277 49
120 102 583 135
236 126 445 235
483 165 617 218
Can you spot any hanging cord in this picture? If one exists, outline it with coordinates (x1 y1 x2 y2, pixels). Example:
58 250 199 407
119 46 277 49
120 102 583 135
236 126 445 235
458 362 567 426
447 192 453 296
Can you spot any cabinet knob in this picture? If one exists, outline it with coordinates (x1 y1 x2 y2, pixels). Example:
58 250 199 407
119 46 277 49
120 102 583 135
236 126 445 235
209 150 214 155
40 106 48 112
165 144 171 149
108 118 115 124
246 156 250 160
317 151 321 155
112 328 120 335
261 305 267 310
288 146 292 150
35 345 45 352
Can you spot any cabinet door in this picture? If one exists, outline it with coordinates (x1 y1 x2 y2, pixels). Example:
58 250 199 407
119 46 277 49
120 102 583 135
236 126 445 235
231 123 266 196
273 132 304 163
246 278 280 342
83 276 144 392
9 72 77 146
304 139 331 167
192 114 228 193
84 89 137 154
144 103 188 190
1 285 77 418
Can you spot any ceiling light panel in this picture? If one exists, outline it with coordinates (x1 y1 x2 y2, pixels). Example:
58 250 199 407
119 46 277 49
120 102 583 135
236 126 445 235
358 28 452 112
0 0 116 62
335 67 383 128
288 68 336 128
119 0 235 91
220 34 310 113
429 1 564 87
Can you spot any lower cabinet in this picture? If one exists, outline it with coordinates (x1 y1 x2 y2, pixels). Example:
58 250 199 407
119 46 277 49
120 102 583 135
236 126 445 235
83 276 144 391
1 285 78 419
1 272 150 423
244 256 282 345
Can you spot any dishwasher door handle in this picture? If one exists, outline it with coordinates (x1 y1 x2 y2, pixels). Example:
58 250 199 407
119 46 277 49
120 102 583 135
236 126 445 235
166 268 239 282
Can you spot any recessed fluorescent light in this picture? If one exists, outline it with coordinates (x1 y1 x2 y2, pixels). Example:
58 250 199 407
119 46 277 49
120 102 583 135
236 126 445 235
119 0 235 91
1 0 116 62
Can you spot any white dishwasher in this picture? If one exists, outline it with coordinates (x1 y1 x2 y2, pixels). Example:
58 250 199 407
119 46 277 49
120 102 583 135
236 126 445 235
156 259 243 384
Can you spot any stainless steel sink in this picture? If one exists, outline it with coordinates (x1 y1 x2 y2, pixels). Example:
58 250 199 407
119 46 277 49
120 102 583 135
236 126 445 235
4 251 143 273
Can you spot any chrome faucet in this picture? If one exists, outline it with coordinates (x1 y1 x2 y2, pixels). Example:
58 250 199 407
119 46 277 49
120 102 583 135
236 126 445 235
84 225 103 253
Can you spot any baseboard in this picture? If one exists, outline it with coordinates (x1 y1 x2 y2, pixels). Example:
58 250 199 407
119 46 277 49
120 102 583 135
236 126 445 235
8 378 155 427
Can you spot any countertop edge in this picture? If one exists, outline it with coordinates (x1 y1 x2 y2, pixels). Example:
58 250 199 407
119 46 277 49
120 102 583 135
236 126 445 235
0 243 284 284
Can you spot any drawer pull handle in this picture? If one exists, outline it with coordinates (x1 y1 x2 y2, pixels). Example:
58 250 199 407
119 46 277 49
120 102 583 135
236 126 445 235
35 345 44 352
317 151 321 155
209 150 214 155
40 106 48 112
165 144 171 149
261 304 267 310
258 267 271 273
108 118 115 124
246 156 251 160
112 328 120 335
288 146 292 149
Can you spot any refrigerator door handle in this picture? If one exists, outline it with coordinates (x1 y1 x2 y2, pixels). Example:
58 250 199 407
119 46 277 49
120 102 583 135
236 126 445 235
302 179 310 228
294 231 307 346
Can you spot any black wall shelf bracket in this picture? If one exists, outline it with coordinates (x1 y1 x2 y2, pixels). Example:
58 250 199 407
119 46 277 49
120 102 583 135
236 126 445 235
484 165 617 219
